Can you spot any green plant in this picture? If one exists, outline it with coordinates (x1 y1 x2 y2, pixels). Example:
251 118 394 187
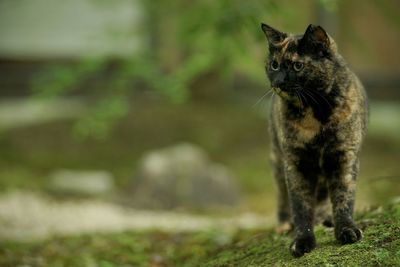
31 0 292 139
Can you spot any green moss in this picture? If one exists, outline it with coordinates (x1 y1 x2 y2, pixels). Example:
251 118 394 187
0 229 240 267
1 204 399 266
205 204 400 267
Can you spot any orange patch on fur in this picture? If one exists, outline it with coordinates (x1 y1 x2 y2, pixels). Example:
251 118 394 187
292 108 321 142
331 85 358 124
276 37 292 59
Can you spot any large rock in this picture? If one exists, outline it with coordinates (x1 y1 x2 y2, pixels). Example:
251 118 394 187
130 143 240 209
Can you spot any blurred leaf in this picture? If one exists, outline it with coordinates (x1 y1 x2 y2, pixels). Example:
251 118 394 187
318 0 339 13
30 0 288 139
73 94 129 140
32 58 107 98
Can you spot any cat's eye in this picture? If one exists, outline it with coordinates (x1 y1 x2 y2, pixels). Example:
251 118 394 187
293 62 304 71
270 60 280 71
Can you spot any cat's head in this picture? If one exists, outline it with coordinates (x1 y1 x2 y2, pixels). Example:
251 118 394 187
261 23 340 101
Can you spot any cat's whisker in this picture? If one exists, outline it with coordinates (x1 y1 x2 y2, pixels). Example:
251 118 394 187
294 90 304 109
293 88 303 108
305 89 329 111
302 90 320 111
308 89 333 110
252 89 274 108
270 92 276 103
299 91 309 108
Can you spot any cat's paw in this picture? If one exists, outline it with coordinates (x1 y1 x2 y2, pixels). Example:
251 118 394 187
336 225 363 244
289 235 316 257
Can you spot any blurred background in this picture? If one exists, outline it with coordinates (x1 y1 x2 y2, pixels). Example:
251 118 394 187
0 0 399 256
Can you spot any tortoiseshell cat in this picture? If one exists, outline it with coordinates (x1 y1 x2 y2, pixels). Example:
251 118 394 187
261 23 368 257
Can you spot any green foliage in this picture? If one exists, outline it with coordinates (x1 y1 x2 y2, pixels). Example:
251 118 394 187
32 58 108 99
31 0 287 139
73 95 129 140
317 0 339 12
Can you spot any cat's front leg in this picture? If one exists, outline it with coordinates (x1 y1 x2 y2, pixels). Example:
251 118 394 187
323 150 363 244
285 155 319 257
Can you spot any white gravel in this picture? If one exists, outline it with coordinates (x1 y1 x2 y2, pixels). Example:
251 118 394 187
0 191 273 241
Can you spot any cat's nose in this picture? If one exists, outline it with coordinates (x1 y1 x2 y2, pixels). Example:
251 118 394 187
271 72 286 88
271 81 284 88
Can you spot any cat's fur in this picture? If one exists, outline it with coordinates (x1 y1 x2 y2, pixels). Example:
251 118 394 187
261 23 368 257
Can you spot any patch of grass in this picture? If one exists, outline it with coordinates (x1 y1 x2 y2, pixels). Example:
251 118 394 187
1 204 399 266
0 229 257 267
205 203 400 267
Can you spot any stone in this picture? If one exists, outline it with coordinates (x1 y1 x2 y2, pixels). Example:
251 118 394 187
130 143 240 209
49 169 114 196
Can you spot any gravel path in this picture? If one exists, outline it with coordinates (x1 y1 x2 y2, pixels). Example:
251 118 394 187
0 191 273 241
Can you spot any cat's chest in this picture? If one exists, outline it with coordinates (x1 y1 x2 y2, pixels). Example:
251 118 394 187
286 107 322 143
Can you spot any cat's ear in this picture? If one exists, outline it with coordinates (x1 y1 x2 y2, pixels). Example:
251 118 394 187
261 23 287 45
299 24 331 56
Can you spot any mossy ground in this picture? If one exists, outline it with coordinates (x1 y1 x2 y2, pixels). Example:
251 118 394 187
0 228 254 267
205 204 400 267
1 203 399 267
